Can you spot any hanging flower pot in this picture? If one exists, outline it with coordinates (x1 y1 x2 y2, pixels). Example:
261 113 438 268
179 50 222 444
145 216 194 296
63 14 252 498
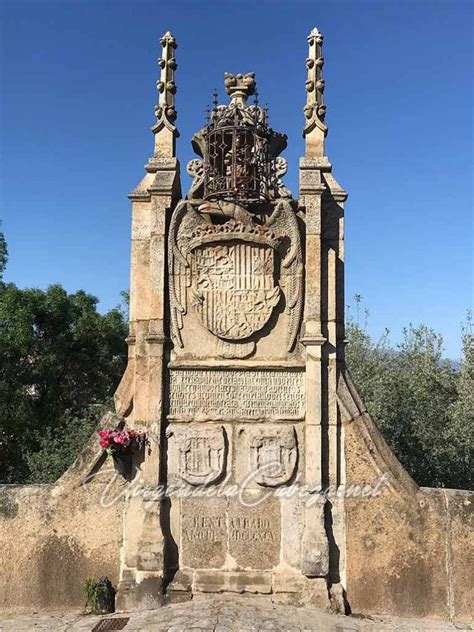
97 428 148 478
112 450 132 476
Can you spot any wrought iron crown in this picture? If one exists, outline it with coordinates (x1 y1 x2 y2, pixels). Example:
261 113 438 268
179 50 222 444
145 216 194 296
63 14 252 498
201 73 287 204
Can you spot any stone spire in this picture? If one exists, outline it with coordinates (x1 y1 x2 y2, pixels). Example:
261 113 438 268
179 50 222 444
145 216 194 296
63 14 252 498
152 31 179 157
303 27 327 158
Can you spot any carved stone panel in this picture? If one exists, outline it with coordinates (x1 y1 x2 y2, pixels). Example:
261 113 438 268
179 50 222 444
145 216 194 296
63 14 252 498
228 497 281 570
181 498 227 569
249 426 298 487
167 425 226 486
168 369 305 421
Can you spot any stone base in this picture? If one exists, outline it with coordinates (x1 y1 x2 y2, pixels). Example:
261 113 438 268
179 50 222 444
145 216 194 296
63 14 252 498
165 569 331 609
194 570 273 594
272 573 330 609
115 572 164 612
163 590 194 605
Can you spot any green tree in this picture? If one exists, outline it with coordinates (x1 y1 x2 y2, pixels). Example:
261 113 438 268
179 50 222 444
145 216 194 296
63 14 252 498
25 401 111 483
0 283 128 483
444 315 474 488
345 303 473 490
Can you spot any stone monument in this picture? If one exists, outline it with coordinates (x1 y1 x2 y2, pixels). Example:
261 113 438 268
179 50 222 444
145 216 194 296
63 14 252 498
1 28 472 623
115 27 348 610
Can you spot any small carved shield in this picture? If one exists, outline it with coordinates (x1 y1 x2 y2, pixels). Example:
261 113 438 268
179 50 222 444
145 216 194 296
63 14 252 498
192 242 280 340
250 426 297 487
178 426 226 486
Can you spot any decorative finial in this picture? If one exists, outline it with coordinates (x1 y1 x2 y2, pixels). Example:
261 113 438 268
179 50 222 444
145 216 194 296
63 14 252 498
152 30 179 157
303 26 327 157
212 89 219 110
224 72 256 106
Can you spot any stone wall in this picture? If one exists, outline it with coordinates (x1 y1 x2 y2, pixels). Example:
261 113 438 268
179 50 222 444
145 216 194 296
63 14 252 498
0 413 124 614
339 372 473 624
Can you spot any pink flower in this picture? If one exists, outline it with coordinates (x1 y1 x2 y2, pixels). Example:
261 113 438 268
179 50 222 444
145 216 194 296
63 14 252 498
98 427 148 452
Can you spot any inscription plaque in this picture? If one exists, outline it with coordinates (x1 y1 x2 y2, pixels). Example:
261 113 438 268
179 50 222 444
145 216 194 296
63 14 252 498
228 498 281 569
183 515 274 543
181 498 227 568
169 369 305 420
183 515 226 542
229 517 275 543
180 500 279 570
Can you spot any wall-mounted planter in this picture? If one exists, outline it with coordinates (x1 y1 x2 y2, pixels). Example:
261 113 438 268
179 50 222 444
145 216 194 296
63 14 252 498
112 451 132 477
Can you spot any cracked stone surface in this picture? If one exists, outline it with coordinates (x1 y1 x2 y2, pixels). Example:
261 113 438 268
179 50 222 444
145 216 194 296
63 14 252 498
0 595 471 631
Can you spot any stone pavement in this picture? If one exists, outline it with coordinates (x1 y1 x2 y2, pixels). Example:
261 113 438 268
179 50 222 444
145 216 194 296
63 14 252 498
0 595 471 632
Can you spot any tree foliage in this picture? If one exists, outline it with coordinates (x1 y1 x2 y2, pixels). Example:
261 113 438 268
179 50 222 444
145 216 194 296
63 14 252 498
345 306 473 490
0 283 128 483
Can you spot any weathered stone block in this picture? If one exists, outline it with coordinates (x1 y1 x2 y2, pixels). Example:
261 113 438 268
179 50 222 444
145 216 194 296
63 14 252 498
272 573 329 608
180 498 227 569
228 497 281 570
194 571 272 594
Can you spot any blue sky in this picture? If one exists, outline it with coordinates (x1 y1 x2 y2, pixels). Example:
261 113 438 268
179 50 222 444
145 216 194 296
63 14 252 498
0 0 472 358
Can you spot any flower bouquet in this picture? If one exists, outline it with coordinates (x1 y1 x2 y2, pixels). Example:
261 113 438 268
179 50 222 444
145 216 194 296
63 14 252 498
98 429 147 476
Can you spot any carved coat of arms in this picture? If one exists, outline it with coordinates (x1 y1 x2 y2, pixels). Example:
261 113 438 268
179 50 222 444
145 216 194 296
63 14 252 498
193 241 280 340
249 426 298 487
167 72 303 357
169 200 302 356
167 426 226 486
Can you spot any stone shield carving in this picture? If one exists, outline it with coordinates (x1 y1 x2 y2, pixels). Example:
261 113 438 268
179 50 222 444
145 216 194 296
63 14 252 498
249 426 298 487
169 426 226 486
192 242 280 340
168 200 303 353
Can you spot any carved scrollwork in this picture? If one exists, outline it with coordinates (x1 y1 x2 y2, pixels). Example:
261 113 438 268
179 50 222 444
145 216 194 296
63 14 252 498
168 201 203 348
265 200 303 351
186 159 204 199
269 157 292 200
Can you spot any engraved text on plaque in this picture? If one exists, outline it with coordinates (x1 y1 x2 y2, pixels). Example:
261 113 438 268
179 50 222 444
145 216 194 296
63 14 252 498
168 369 305 420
